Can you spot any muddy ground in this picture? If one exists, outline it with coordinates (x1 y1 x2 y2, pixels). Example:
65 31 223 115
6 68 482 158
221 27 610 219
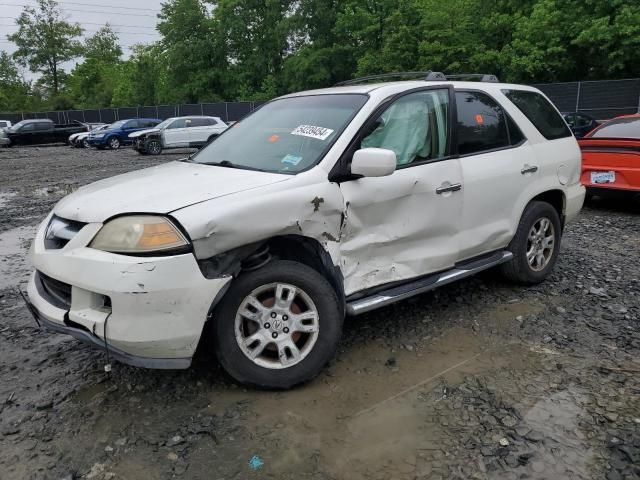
0 146 639 480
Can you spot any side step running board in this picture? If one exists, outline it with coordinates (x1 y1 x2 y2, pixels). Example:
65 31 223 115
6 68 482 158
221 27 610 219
346 251 513 316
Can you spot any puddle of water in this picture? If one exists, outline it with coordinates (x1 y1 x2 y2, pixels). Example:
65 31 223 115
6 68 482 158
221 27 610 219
0 225 37 290
217 328 504 479
506 387 596 479
33 185 77 197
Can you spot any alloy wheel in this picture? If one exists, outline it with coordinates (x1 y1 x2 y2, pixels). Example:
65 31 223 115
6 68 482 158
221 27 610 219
526 217 555 271
234 282 319 369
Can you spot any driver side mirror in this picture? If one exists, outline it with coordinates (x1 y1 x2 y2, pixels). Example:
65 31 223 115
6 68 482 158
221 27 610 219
351 148 396 178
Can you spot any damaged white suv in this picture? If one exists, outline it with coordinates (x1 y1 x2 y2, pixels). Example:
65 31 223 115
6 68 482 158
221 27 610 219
26 72 584 388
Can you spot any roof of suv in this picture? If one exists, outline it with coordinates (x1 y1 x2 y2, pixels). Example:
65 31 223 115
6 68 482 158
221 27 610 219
281 80 540 99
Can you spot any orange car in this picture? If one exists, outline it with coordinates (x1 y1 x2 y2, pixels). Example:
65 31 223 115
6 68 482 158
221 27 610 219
579 114 640 196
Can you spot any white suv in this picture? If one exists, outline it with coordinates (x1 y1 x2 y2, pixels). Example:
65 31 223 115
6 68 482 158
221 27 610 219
129 116 227 155
25 73 584 388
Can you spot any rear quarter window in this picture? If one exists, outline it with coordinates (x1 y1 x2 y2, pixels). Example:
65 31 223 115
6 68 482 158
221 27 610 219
502 90 572 140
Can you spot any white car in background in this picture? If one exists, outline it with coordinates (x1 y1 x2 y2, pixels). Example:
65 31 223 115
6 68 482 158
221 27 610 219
129 116 228 155
0 120 12 129
69 124 109 148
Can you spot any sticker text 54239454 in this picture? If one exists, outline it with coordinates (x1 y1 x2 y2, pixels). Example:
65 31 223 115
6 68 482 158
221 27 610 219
291 125 334 141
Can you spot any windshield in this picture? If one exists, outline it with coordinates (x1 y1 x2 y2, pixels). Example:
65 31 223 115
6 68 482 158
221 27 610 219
590 117 640 139
9 120 27 131
190 94 368 173
155 118 175 130
108 120 126 129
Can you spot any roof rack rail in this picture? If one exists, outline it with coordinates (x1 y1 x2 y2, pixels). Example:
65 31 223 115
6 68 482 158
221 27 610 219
335 71 437 87
334 71 499 86
444 74 500 83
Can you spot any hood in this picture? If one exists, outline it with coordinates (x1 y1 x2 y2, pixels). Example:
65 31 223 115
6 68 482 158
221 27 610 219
54 161 291 223
129 128 160 138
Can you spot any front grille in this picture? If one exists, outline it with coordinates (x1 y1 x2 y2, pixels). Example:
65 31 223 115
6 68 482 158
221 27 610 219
37 271 72 309
44 215 86 249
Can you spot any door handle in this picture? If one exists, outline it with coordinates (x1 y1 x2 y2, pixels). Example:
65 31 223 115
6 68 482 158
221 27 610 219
436 183 462 194
521 164 539 174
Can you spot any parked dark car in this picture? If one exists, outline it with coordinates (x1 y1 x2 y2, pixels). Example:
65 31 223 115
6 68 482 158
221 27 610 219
0 119 88 146
87 118 162 150
563 112 600 138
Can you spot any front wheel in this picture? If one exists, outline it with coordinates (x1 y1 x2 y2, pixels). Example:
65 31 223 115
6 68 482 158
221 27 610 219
107 137 120 150
500 201 562 284
212 260 343 389
145 138 162 155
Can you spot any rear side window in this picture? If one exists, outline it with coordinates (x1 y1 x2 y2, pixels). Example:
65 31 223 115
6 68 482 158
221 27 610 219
590 117 640 139
502 90 571 140
455 91 509 155
191 118 211 127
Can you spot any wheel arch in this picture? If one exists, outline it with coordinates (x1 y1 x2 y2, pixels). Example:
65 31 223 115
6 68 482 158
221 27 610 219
199 234 346 318
528 189 566 229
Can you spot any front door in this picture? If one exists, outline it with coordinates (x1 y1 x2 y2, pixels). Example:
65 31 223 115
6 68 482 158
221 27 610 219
338 88 463 296
164 118 190 147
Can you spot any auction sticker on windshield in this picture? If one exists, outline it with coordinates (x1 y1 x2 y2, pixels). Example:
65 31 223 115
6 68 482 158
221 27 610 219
591 171 615 184
291 125 334 141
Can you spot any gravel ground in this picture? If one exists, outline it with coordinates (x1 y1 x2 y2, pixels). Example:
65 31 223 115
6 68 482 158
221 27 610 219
0 146 639 480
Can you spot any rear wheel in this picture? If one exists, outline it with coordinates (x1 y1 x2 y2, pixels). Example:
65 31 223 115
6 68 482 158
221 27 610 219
213 260 343 389
108 137 120 150
500 201 561 284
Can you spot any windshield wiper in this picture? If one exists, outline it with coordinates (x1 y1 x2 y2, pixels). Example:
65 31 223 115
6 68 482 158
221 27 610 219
196 160 269 172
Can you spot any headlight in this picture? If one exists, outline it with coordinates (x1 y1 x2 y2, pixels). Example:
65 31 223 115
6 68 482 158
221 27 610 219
90 216 189 254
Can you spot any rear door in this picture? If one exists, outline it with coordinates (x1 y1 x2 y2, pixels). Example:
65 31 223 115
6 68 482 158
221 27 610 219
188 117 214 144
339 87 463 294
455 90 535 260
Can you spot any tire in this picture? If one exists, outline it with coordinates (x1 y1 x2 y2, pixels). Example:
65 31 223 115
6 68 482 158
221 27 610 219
145 138 162 155
500 201 562 285
212 260 343 389
82 139 90 148
107 137 120 150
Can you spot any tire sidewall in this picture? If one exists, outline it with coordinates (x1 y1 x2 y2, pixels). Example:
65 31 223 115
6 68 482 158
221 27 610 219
108 137 120 150
213 260 342 389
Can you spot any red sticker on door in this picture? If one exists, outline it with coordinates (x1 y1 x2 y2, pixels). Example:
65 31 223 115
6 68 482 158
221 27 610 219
475 114 484 124
268 134 280 143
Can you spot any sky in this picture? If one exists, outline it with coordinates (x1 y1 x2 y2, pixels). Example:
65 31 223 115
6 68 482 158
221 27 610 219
0 0 164 79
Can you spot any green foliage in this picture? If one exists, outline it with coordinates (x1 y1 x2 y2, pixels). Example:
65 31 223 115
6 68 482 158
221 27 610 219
7 0 83 94
0 52 35 111
67 26 123 108
1 0 640 112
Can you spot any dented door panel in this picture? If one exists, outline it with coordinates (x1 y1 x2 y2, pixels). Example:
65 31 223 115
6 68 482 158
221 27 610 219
338 159 463 295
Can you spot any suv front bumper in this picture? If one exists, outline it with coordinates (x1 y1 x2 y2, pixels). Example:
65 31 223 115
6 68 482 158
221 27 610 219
27 215 230 369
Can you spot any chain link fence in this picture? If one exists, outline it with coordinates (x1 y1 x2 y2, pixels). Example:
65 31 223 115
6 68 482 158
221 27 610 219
0 101 268 126
1 79 639 125
533 78 640 120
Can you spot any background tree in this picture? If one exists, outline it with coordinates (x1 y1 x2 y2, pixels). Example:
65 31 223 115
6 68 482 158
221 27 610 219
7 0 83 96
3 0 640 112
67 25 123 108
0 52 36 111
